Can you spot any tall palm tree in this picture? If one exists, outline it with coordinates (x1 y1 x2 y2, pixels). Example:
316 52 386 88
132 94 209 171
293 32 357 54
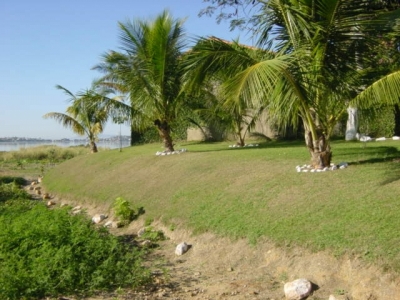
43 84 113 153
188 0 400 168
93 52 149 146
94 10 188 152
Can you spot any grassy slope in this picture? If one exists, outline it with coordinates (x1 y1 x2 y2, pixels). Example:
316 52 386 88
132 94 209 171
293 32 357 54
43 140 400 273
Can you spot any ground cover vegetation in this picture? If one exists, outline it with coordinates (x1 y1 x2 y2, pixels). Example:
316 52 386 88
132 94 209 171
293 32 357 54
0 149 152 299
0 187 151 299
42 140 400 275
0 145 88 178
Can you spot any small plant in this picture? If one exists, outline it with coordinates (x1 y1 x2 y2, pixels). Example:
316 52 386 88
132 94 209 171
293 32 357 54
140 226 167 242
169 223 176 231
144 217 153 226
335 289 346 295
16 159 25 169
112 197 136 225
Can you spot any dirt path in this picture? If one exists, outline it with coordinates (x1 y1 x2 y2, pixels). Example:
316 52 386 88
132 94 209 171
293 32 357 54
25 179 400 300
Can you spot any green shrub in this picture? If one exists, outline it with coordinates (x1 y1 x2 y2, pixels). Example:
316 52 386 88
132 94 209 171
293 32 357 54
140 226 167 242
0 176 27 185
0 202 151 300
359 106 395 137
112 197 137 226
0 181 31 203
0 145 86 164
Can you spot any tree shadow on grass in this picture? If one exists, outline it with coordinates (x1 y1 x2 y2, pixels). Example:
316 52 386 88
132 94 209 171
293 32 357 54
339 146 400 185
186 140 304 153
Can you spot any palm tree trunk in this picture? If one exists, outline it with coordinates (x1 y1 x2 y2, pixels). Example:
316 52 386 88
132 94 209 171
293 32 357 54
305 130 332 168
154 119 174 152
90 141 98 153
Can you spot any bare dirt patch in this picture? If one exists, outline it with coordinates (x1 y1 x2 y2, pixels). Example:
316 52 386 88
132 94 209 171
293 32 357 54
25 180 400 300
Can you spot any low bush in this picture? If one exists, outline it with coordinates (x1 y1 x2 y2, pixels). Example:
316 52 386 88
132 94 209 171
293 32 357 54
0 180 30 203
112 197 144 226
0 201 151 299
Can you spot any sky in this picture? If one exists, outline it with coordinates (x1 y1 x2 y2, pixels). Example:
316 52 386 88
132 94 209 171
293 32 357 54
1 0 252 139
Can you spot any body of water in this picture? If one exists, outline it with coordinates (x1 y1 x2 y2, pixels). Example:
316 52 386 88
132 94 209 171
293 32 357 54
0 140 131 152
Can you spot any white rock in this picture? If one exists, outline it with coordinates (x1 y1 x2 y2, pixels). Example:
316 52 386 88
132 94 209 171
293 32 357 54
392 136 400 140
137 227 146 236
338 162 348 168
175 242 189 255
376 137 386 141
104 220 113 227
360 135 372 142
92 214 107 224
329 295 337 300
284 278 312 300
104 220 121 228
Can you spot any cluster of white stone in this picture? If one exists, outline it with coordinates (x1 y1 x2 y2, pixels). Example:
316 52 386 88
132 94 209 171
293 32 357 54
228 143 259 148
296 162 348 173
357 135 400 142
155 148 188 156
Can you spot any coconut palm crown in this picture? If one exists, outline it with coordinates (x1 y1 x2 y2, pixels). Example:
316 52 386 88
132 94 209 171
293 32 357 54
43 84 114 153
95 10 188 152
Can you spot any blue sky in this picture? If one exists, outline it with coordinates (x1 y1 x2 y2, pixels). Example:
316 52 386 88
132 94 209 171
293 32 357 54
1 0 250 139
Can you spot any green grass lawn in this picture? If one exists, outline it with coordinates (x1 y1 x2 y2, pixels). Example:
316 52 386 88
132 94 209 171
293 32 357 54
42 139 400 273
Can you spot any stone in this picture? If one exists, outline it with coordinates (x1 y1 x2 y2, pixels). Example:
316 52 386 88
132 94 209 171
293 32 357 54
175 242 190 255
42 193 50 199
137 227 146 236
92 214 107 224
47 200 56 206
283 278 312 300
104 220 121 228
392 136 400 140
141 240 152 246
360 135 372 142
376 137 386 141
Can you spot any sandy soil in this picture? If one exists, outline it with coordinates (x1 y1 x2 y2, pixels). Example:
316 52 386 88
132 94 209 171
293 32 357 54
26 180 400 300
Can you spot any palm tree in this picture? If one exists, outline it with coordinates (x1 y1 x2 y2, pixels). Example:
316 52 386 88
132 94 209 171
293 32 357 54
94 10 188 152
184 38 273 146
43 84 112 153
188 0 400 168
93 52 149 146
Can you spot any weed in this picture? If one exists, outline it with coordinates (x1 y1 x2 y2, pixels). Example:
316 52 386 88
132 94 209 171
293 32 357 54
112 197 138 226
144 217 154 226
0 200 151 299
140 226 167 242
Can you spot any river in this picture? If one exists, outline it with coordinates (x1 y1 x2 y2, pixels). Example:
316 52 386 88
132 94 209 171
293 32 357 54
0 140 131 152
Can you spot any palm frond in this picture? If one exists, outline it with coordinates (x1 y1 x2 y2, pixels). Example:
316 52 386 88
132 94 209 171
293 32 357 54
351 70 400 109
